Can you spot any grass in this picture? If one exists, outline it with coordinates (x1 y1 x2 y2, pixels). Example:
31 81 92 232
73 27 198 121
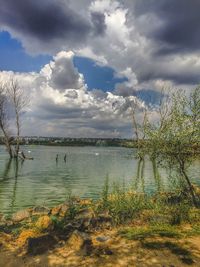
96 177 200 227
97 180 154 224
119 225 182 240
183 224 200 237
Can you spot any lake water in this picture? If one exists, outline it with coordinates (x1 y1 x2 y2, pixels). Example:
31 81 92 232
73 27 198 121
0 145 199 215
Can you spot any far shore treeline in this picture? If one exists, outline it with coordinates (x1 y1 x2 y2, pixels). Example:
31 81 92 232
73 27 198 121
0 137 136 148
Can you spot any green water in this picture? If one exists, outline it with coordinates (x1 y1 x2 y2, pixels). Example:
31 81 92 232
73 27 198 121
0 145 199 215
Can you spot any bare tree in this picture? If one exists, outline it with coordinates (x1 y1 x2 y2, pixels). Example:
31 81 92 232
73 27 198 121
131 99 148 157
6 78 29 157
0 78 29 158
0 82 13 158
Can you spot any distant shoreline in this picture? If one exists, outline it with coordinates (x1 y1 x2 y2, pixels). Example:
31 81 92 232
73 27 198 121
0 138 136 148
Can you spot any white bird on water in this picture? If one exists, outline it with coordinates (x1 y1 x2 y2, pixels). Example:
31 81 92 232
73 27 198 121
95 153 99 156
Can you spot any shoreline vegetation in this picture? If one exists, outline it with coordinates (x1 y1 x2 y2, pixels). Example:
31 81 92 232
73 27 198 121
1 183 200 266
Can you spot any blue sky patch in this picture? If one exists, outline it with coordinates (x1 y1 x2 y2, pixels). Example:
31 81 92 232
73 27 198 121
74 56 128 91
0 31 51 72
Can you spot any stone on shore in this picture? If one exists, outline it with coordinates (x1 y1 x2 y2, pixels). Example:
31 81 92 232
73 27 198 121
68 230 93 256
51 203 68 217
26 234 57 255
32 206 50 216
35 215 53 231
58 203 69 217
0 213 6 226
12 210 30 222
51 205 62 216
96 235 110 242
17 229 40 247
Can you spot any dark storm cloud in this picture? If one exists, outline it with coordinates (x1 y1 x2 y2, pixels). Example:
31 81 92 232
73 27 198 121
34 103 90 120
0 0 105 44
49 53 82 90
134 0 200 54
90 89 107 99
114 83 163 106
91 12 106 35
64 90 78 99
137 64 200 85
114 84 136 97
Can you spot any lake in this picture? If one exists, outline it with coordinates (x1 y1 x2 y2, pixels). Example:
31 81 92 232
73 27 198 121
0 145 199 215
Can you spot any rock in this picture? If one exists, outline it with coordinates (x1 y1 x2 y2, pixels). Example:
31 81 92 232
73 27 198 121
97 212 112 223
0 213 5 221
51 205 62 216
32 206 50 216
55 223 74 240
5 220 14 227
103 248 113 255
26 234 57 255
92 212 112 229
0 232 12 247
74 208 95 230
71 221 83 229
51 203 69 217
68 230 93 256
12 209 30 222
59 203 68 217
96 236 110 242
17 229 39 247
0 213 6 226
75 208 94 220
94 246 113 256
35 216 53 231
79 199 92 206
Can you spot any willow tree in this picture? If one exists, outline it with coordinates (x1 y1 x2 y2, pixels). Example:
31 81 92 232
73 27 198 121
144 87 200 206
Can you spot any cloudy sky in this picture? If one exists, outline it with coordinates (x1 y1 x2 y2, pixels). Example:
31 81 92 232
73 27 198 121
0 0 199 138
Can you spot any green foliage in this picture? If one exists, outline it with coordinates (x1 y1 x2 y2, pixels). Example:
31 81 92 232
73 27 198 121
120 225 181 240
50 215 65 230
145 88 200 164
101 175 109 209
65 193 79 220
188 207 200 223
137 87 200 206
98 177 199 225
169 202 191 225
184 224 200 237
99 179 153 224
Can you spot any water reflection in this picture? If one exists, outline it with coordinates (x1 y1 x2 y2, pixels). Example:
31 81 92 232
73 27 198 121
151 158 162 192
134 157 163 193
1 158 12 180
0 158 24 213
10 159 25 213
134 158 145 192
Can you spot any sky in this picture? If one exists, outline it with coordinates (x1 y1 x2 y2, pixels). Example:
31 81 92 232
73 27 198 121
0 0 199 138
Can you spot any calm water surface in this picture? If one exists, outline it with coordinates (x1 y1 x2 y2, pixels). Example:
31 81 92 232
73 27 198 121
0 145 199 215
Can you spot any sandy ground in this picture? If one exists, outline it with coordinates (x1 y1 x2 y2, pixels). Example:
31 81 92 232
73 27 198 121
1 229 200 267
